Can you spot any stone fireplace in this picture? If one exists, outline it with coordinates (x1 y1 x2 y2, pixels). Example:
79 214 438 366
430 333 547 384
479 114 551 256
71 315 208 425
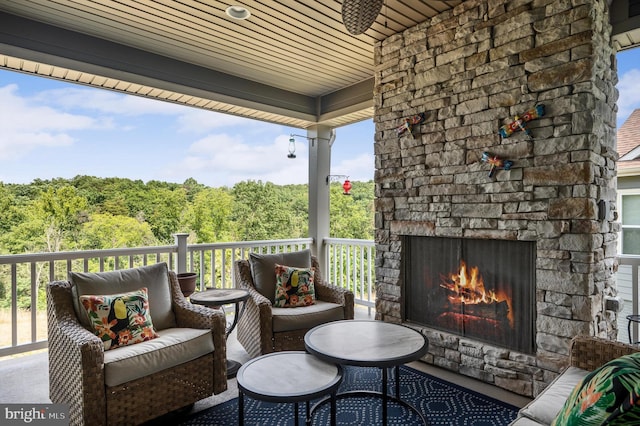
373 0 620 397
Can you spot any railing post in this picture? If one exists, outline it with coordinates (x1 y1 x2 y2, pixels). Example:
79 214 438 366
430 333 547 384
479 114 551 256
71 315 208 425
174 233 189 273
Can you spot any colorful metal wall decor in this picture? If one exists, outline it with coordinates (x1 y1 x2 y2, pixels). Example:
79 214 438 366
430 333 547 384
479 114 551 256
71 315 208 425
499 104 545 139
397 113 425 138
481 152 513 178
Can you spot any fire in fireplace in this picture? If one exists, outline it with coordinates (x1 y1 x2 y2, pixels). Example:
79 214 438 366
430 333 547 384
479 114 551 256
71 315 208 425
403 236 535 354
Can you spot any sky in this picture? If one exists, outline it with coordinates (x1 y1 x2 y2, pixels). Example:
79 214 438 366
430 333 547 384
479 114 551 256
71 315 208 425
1 48 639 187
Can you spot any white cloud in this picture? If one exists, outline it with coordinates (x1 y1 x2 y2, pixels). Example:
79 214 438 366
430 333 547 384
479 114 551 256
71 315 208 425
34 87 185 116
0 84 98 160
175 109 261 134
333 153 374 183
164 134 308 186
617 68 640 125
0 75 370 186
34 86 273 135
0 132 75 160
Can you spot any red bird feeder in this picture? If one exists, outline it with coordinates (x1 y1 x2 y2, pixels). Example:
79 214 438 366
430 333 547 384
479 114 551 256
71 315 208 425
342 179 352 195
327 174 352 196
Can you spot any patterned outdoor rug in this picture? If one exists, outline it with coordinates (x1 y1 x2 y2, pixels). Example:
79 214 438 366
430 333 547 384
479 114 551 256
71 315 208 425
179 365 519 425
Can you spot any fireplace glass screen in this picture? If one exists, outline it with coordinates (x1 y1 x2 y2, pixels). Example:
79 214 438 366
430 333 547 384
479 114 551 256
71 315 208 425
403 236 535 354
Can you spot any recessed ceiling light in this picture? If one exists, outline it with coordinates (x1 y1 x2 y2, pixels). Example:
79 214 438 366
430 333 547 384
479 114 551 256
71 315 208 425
226 5 251 20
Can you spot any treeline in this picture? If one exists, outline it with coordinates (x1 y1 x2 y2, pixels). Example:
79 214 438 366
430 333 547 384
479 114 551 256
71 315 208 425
0 176 374 255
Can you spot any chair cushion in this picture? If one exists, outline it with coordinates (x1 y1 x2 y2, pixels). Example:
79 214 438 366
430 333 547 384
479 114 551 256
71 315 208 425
272 300 344 332
552 352 640 425
518 366 589 425
249 249 311 303
103 327 214 387
70 262 177 331
509 417 545 426
274 264 315 307
80 287 159 350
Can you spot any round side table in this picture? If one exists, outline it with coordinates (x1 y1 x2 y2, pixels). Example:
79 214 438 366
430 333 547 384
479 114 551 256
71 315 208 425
627 314 640 345
237 351 342 426
305 320 429 426
190 288 250 377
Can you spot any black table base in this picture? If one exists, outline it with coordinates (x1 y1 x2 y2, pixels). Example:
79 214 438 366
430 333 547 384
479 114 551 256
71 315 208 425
310 365 427 426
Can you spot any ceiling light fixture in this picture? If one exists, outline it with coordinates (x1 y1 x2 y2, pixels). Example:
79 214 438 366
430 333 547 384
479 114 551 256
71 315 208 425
225 5 251 20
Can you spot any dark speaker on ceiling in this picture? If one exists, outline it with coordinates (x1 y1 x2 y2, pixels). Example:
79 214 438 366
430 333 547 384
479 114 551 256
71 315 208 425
341 0 384 35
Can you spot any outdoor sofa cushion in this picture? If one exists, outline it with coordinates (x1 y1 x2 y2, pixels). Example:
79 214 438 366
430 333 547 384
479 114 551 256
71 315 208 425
514 366 589 425
509 417 545 426
103 327 214 387
271 300 345 332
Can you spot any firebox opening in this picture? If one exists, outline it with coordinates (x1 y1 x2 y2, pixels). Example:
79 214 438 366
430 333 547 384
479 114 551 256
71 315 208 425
402 236 536 354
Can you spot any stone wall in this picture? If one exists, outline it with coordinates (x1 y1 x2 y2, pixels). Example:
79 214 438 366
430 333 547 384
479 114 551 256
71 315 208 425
373 0 619 396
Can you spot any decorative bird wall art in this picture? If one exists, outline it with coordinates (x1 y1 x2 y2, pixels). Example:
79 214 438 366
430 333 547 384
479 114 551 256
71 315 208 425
499 104 545 139
481 152 513 178
397 113 425 138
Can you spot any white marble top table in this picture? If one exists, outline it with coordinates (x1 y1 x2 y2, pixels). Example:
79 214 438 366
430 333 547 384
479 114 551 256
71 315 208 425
304 320 429 426
304 320 429 367
236 351 342 426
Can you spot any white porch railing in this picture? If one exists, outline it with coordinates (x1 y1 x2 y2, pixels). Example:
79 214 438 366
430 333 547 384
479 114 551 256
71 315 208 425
4 242 639 357
616 255 640 344
0 237 375 357
180 236 314 292
324 238 376 316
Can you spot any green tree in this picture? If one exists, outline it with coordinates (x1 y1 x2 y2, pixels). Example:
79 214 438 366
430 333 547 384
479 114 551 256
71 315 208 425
37 185 89 251
2 184 90 254
329 184 373 240
186 187 234 242
143 187 189 243
0 184 25 243
79 213 157 249
231 180 304 241
330 180 374 239
182 177 206 202
1 205 47 253
279 184 308 237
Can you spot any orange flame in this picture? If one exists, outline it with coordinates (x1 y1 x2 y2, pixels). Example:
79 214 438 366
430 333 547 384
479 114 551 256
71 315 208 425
440 260 513 325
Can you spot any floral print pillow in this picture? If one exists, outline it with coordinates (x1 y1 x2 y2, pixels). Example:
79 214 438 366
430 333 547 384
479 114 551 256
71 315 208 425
273 264 315 308
552 352 640 425
80 287 159 350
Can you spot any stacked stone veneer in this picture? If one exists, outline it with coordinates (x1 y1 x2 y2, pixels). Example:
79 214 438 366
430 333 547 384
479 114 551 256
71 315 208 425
373 0 619 397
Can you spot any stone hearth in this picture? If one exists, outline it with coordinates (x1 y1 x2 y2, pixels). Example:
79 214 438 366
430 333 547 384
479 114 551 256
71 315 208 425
373 0 619 397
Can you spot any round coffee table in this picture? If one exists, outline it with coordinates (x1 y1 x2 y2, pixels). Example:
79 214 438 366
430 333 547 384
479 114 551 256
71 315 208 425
305 320 429 425
236 351 343 426
189 288 250 377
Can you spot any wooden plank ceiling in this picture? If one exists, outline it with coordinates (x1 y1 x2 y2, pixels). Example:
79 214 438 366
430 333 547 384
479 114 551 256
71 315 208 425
0 0 459 129
2 1 638 128
612 0 640 51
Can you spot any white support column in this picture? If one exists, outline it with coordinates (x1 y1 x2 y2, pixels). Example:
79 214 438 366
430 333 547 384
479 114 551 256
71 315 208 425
307 125 334 273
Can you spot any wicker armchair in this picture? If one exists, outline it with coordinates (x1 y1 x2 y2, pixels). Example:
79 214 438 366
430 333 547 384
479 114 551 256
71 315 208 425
234 251 354 358
47 263 227 426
